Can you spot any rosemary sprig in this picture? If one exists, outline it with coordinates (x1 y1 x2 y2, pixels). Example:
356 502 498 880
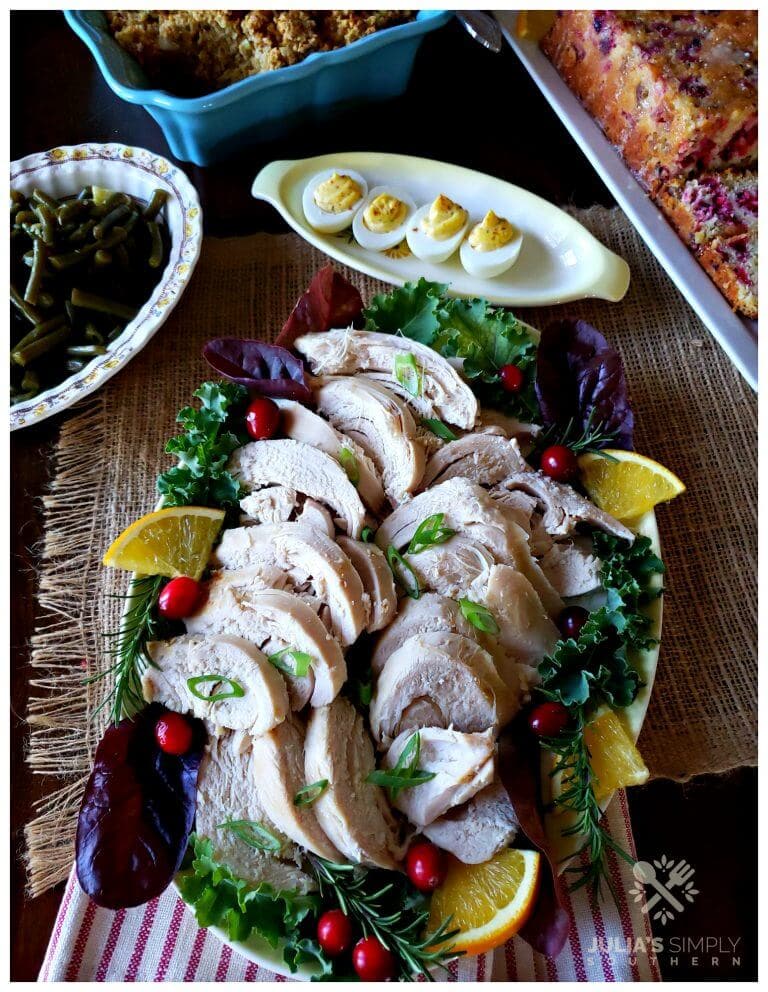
543 709 634 899
535 409 620 459
308 856 461 981
92 574 163 725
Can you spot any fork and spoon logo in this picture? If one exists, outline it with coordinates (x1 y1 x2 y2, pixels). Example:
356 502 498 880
628 855 699 926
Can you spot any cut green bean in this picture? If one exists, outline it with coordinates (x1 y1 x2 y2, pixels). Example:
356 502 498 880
11 324 71 366
68 218 96 243
11 313 67 355
57 199 87 225
93 202 131 240
14 210 36 225
23 239 46 305
32 203 56 245
10 285 42 324
94 249 113 268
70 288 138 321
143 189 168 220
147 221 163 268
32 188 59 212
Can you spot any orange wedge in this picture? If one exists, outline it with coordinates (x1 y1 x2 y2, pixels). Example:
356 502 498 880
102 506 224 580
428 848 541 955
578 449 686 522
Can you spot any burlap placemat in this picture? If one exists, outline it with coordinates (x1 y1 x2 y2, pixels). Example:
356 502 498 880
24 209 757 897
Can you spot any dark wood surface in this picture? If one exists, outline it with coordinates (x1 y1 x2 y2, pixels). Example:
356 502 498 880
10 11 756 982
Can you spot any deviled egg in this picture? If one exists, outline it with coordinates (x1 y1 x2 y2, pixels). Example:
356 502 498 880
352 186 416 251
460 210 523 279
302 169 367 234
406 193 469 264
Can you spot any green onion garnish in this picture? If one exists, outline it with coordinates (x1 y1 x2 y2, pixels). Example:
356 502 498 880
458 598 500 634
386 545 421 600
394 352 422 397
366 732 435 799
421 417 457 441
406 513 456 555
186 674 245 702
268 648 313 678
293 779 329 807
338 446 360 486
361 526 375 543
216 819 282 852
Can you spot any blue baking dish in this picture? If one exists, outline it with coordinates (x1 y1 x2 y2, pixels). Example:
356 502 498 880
64 10 453 165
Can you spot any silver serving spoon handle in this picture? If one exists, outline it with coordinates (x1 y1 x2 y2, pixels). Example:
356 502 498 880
456 11 503 53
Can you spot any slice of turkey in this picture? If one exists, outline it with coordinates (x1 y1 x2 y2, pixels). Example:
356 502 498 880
369 631 512 747
196 732 314 892
337 536 397 633
143 634 288 736
213 523 368 646
239 487 335 539
274 398 386 515
476 409 541 450
422 781 519 864
539 539 602 597
250 715 340 861
491 471 634 542
421 435 529 490
305 697 404 870
228 439 366 538
186 579 346 709
314 376 425 505
405 535 495 600
371 593 479 675
295 328 478 429
383 727 495 826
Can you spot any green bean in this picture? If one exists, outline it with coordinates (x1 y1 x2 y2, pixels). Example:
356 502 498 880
33 203 56 245
66 343 106 357
48 242 98 271
32 188 59 212
143 189 168 220
147 221 164 269
122 210 139 234
11 370 41 403
10 285 42 324
20 222 43 240
93 202 131 240
68 218 96 243
12 313 67 354
57 199 87 225
84 323 104 345
97 226 128 250
70 288 138 321
14 210 36 225
37 291 55 310
11 324 71 366
93 249 113 268
23 239 46 305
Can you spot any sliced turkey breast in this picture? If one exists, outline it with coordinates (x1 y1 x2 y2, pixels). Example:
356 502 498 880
482 565 559 682
143 634 288 736
375 477 526 564
196 732 314 893
421 435 529 490
250 716 341 861
498 520 564 618
491 471 634 542
240 488 336 539
405 535 495 600
422 781 519 864
295 329 478 429
228 439 366 538
213 523 368 646
314 376 425 505
383 727 495 827
305 697 404 870
186 579 346 709
371 593 478 675
369 631 512 746
337 536 397 633
273 398 387 515
539 539 602 597
476 409 541 450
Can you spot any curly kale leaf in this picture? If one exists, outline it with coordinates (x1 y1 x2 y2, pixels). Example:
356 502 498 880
363 277 448 344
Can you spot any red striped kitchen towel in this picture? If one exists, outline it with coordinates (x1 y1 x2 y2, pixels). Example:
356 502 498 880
39 791 660 982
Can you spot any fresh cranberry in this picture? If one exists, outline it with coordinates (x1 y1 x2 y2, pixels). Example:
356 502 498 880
528 702 570 738
406 841 447 893
317 909 354 957
352 936 397 981
155 712 193 755
557 606 590 640
540 445 578 482
499 364 525 394
245 396 280 441
157 576 205 620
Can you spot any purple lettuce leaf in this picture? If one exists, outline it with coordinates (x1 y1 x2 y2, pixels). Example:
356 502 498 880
76 704 206 909
535 318 634 450
203 338 313 403
275 264 364 350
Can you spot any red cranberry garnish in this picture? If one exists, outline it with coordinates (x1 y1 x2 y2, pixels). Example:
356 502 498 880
406 841 447 893
540 445 578 482
245 396 280 441
499 364 525 394
155 712 193 755
557 606 590 640
352 936 397 981
317 909 354 958
157 576 205 620
528 702 570 738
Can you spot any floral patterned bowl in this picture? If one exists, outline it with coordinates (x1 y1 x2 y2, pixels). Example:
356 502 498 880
10 143 203 430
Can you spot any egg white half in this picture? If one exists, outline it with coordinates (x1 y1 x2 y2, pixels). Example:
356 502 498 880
352 186 416 251
460 226 524 279
302 169 368 234
406 202 469 264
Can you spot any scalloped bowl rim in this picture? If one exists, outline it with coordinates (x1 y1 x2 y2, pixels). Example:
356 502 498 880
10 143 203 430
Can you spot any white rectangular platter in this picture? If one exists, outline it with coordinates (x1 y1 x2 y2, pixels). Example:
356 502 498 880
496 10 757 390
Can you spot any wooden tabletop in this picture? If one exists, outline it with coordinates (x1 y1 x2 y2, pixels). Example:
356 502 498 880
11 11 755 982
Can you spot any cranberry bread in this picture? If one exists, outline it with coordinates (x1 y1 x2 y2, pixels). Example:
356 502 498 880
541 11 757 192
656 170 758 318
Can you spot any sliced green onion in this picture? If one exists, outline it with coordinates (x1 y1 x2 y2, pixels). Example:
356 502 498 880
386 545 420 600
458 598 500 634
366 732 436 799
393 352 422 397
186 674 245 702
216 819 282 852
268 648 313 678
338 446 360 486
360 526 375 544
406 513 456 555
421 417 458 442
293 779 329 807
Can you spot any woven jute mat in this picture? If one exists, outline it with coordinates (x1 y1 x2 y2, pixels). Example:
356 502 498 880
24 210 757 897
